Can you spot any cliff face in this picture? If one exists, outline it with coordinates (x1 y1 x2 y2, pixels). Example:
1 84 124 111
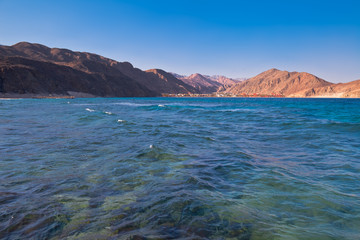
226 68 332 96
0 42 196 97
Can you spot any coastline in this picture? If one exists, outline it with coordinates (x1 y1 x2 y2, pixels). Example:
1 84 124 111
0 91 99 99
1 93 359 99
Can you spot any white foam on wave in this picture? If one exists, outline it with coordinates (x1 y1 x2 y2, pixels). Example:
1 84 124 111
218 108 256 112
74 103 101 106
117 119 125 123
113 102 152 107
86 108 95 112
104 111 112 115
169 103 222 108
158 104 165 107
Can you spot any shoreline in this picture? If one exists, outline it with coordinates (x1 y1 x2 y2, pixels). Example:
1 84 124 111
1 95 359 99
0 91 98 99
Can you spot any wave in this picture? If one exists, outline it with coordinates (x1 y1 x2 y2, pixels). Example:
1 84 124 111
112 102 154 107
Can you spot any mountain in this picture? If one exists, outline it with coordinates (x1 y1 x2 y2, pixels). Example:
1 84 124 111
0 56 153 97
145 69 198 94
178 73 222 93
1 42 358 98
0 42 196 97
289 79 360 98
171 72 187 79
226 68 332 96
233 77 248 82
174 73 239 93
204 75 241 91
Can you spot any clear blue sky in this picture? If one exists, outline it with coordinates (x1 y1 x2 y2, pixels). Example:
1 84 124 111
0 0 359 82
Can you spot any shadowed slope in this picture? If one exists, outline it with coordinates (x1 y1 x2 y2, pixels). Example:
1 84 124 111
0 42 196 97
145 69 198 94
0 56 153 97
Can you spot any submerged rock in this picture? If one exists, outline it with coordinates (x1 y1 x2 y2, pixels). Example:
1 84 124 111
102 193 137 211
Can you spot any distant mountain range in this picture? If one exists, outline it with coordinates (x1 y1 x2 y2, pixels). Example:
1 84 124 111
171 73 243 93
174 73 239 93
0 42 359 98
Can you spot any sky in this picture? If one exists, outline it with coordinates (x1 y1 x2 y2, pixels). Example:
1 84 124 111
0 0 359 83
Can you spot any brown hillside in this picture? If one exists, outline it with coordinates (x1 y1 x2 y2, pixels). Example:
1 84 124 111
0 42 196 96
145 69 198 94
179 73 222 93
0 56 152 97
289 79 360 98
226 68 332 96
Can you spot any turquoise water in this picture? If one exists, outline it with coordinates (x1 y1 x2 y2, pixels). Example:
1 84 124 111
0 97 359 239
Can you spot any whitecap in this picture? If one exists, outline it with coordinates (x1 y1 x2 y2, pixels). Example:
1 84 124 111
74 103 101 106
113 102 152 107
86 108 95 112
104 111 112 115
117 119 125 123
158 104 165 107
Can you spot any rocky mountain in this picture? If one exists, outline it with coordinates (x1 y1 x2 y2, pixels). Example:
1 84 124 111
226 68 332 96
204 75 241 91
174 73 239 93
179 73 222 93
145 69 198 94
204 75 241 85
0 56 153 97
289 79 360 98
0 42 196 97
171 73 187 79
233 77 248 82
0 42 358 98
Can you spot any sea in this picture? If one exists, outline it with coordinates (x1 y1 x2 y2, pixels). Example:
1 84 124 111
0 97 359 239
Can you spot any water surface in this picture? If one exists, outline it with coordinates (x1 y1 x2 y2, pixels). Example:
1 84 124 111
0 98 359 239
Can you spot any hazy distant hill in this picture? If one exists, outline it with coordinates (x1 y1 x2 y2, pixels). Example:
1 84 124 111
0 42 195 97
174 73 239 93
226 68 333 96
178 73 222 93
204 75 241 91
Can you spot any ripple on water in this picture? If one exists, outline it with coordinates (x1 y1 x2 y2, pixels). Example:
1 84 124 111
0 98 359 239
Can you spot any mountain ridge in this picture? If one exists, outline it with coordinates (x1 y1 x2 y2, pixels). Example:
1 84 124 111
175 73 240 93
0 42 196 97
0 42 359 98
225 68 334 97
